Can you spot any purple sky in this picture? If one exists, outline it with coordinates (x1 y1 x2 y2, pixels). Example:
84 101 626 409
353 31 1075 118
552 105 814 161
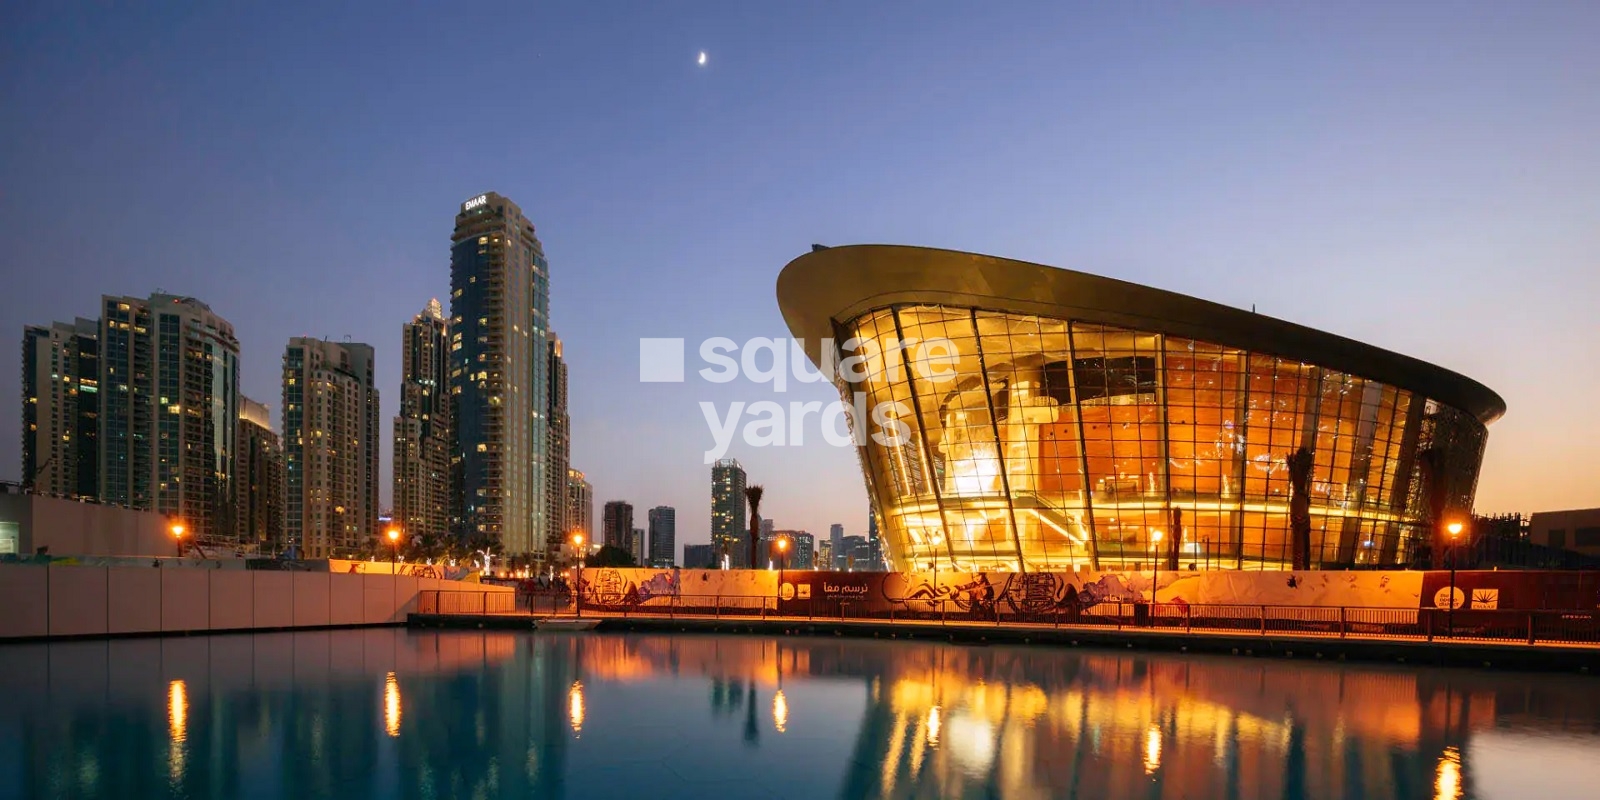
2 3 1597 548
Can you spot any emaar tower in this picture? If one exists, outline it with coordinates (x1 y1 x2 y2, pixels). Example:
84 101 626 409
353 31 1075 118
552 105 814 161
450 192 552 560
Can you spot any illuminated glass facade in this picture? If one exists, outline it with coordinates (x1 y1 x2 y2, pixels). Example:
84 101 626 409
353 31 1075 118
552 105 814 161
780 246 1502 573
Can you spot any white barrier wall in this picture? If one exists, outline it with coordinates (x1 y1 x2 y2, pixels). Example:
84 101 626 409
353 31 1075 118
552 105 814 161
0 563 512 640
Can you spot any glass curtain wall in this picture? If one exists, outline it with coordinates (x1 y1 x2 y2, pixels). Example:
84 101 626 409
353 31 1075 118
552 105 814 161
835 305 1486 573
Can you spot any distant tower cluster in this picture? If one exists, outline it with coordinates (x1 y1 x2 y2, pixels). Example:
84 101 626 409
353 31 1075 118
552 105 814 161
21 294 252 549
17 191 588 567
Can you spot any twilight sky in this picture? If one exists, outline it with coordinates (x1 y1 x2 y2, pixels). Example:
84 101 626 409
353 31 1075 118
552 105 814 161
2 2 1597 549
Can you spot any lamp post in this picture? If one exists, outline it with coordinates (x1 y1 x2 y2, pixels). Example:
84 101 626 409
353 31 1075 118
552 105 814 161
1446 520 1464 634
171 523 186 558
775 536 789 611
572 533 585 618
386 527 401 568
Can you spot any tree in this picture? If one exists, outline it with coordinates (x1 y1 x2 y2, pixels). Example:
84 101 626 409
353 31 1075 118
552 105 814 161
744 485 764 569
586 544 636 568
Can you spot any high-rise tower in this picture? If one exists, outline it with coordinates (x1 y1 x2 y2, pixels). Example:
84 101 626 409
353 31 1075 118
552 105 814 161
235 396 285 553
100 294 239 543
21 318 99 500
711 459 747 568
394 300 453 540
546 334 570 552
648 506 676 568
602 501 634 553
283 338 379 558
451 192 551 558
566 468 592 555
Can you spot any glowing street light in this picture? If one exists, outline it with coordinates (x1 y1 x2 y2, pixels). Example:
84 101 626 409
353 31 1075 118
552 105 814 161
386 527 401 566
171 523 186 557
1446 520 1465 634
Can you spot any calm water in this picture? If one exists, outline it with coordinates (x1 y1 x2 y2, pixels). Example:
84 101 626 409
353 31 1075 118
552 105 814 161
2 630 1599 799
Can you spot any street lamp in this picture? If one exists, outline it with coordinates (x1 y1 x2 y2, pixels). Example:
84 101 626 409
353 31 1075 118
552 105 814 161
572 533 585 618
386 527 401 567
1446 520 1464 634
775 536 789 611
171 523 186 558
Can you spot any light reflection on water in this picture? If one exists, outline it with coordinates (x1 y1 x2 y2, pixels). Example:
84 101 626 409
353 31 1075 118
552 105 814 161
1 629 1598 799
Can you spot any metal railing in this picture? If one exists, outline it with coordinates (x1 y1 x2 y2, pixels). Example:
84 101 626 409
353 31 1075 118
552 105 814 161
416 590 1600 648
416 590 518 615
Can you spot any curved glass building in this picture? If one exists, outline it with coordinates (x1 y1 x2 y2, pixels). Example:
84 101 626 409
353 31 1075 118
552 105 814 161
778 246 1504 573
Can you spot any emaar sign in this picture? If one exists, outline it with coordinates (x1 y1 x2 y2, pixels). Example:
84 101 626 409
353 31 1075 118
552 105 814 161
462 194 488 212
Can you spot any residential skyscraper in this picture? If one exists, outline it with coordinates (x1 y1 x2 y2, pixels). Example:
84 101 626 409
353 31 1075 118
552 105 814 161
451 192 552 559
648 506 676 568
780 530 815 570
283 338 379 558
235 397 285 553
21 318 99 500
682 543 716 569
602 500 633 553
566 468 593 548
830 523 845 570
393 300 453 540
100 294 240 543
631 527 646 565
841 535 870 570
711 458 747 568
545 334 569 554
818 540 833 572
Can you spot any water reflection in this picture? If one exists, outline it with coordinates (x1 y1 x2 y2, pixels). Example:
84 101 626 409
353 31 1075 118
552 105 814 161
568 680 585 737
1438 746 1463 800
382 672 401 737
1 629 1598 799
773 689 789 733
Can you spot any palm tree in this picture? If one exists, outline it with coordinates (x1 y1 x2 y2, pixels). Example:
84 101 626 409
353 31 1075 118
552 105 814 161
745 485 764 569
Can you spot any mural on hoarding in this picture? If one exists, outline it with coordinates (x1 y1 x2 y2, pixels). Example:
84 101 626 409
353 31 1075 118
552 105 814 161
574 568 1428 617
328 559 482 582
576 569 752 609
563 567 1600 614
